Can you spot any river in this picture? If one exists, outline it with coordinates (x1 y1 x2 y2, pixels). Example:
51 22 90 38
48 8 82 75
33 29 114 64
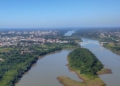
16 30 120 86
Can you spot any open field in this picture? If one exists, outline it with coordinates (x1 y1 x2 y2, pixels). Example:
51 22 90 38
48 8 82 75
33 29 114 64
0 47 12 52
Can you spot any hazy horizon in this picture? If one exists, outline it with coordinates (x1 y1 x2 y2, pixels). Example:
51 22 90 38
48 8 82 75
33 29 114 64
0 27 120 31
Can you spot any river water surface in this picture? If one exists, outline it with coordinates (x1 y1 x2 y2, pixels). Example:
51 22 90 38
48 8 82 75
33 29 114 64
16 30 120 86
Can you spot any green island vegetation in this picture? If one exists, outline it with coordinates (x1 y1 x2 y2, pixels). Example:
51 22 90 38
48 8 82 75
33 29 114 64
0 40 79 86
58 48 111 86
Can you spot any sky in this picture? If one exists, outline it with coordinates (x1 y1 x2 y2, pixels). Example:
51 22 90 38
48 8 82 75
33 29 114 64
0 0 120 28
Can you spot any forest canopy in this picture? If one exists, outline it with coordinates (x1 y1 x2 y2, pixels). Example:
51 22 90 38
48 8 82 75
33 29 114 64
68 48 103 76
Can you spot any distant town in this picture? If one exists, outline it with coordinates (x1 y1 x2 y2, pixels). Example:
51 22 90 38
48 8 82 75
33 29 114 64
0 30 69 47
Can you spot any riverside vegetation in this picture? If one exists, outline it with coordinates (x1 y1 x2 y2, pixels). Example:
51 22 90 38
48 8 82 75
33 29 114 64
0 45 61 86
0 40 79 86
58 48 111 86
103 43 120 55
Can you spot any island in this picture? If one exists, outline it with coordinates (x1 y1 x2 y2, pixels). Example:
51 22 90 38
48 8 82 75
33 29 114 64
57 48 111 86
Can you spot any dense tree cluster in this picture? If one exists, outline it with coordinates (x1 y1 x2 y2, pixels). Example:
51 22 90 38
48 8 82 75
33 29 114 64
0 53 38 86
68 48 103 76
0 45 62 86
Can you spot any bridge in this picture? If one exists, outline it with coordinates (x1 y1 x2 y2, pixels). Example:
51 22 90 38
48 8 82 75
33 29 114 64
80 42 109 47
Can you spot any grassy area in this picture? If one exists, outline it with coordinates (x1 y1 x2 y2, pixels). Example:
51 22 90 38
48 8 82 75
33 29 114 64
57 76 105 86
103 43 120 55
57 76 85 86
59 43 80 48
97 68 112 75
0 47 12 52
44 43 80 49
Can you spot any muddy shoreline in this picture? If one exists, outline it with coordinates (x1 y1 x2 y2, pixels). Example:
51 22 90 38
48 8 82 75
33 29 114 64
66 64 85 81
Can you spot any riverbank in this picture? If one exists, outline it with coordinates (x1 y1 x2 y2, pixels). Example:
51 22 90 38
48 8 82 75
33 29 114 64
103 44 120 55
